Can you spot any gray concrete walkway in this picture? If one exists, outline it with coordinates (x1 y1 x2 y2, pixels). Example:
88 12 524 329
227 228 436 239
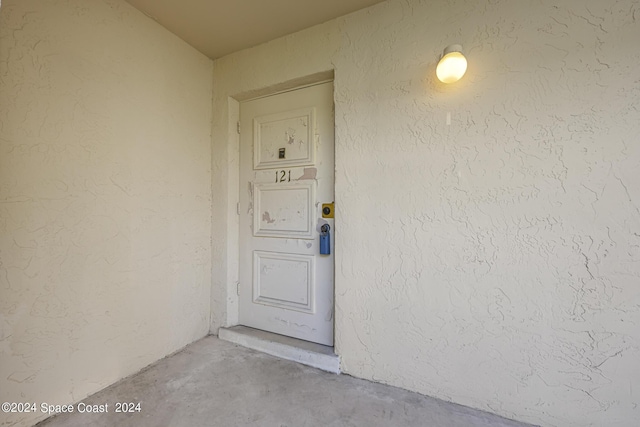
38 336 536 427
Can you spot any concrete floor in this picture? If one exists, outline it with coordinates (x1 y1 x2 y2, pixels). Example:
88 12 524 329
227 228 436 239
38 336 536 427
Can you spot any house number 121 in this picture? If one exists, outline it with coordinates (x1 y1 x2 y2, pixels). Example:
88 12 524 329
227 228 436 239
275 170 291 183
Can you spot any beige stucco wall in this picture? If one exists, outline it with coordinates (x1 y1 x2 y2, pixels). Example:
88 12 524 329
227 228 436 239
0 1 213 426
211 1 640 426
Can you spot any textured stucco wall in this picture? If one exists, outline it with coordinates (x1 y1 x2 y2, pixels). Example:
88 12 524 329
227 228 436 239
0 1 213 426
211 1 640 426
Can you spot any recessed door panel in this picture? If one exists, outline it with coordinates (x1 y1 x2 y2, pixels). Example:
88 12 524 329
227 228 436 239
253 251 315 313
253 108 315 169
253 182 315 239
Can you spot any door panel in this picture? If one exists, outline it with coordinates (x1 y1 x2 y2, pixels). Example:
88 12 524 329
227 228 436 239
253 251 315 313
253 182 315 239
253 107 316 169
239 82 334 345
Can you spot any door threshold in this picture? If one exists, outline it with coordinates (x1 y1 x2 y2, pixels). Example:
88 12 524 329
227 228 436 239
218 326 340 374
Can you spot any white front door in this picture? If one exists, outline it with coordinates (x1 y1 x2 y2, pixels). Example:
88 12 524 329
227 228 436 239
238 82 334 346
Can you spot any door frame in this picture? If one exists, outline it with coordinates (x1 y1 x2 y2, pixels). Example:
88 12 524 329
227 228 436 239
221 71 337 345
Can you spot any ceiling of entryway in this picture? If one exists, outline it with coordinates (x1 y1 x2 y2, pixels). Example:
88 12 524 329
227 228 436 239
125 0 386 59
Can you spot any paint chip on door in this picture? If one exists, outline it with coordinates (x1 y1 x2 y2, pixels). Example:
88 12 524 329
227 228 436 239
279 148 285 159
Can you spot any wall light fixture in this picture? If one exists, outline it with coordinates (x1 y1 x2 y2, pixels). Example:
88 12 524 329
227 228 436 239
436 44 467 84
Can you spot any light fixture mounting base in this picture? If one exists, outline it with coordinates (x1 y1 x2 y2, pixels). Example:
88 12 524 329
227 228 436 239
442 44 463 56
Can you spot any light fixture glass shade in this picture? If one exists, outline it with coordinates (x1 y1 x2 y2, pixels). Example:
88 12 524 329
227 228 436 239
436 45 467 83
